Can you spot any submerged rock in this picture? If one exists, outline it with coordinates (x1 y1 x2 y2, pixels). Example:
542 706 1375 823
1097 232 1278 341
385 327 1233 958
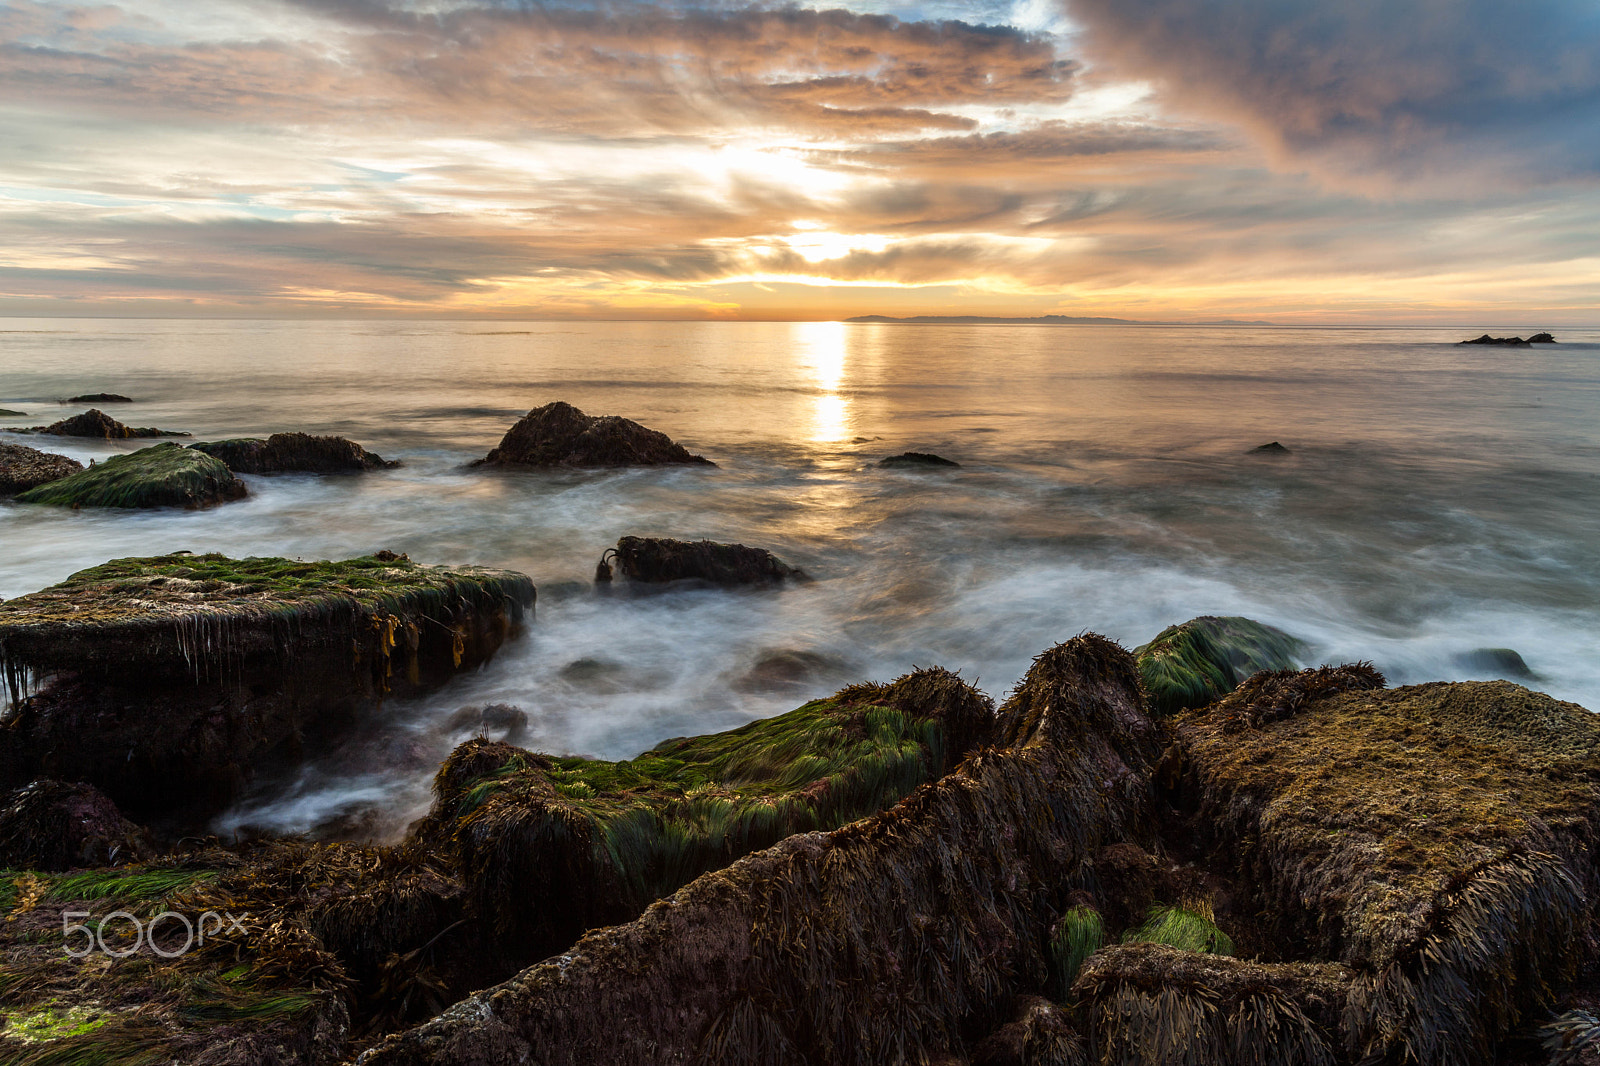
191 432 399 474
0 779 148 870
14 442 246 509
0 441 83 495
475 401 713 468
0 553 534 820
67 392 133 403
1249 440 1291 454
880 450 960 468
363 636 1160 1066
415 666 996 972
1133 615 1305 715
1170 669 1600 1065
28 408 186 438
595 535 804 586
1454 646 1538 680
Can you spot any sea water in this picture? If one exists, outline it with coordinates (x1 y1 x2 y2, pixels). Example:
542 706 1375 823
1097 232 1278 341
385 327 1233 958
3 318 1597 838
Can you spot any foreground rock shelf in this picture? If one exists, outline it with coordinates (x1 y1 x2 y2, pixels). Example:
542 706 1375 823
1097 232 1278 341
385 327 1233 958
0 553 534 819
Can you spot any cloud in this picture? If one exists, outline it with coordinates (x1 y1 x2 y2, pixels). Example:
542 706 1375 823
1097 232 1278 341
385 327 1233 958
1063 0 1600 190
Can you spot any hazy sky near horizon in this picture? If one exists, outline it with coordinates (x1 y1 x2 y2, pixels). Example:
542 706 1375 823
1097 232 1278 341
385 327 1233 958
3 0 1600 322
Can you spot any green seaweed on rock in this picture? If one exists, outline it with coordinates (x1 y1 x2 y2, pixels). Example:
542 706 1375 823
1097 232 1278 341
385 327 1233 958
1120 904 1233 957
1133 616 1306 715
13 443 245 510
1049 905 1106 1000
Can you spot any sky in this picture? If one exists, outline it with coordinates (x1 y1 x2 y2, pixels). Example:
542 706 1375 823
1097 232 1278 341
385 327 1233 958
2 0 1599 322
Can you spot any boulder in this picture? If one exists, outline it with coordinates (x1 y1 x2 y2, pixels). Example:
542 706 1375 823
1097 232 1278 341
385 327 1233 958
1454 646 1538 680
14 442 246 509
0 408 27 417
595 535 803 586
415 666 996 973
1249 440 1291 454
0 553 534 821
880 451 960 468
361 635 1161 1066
475 401 713 468
28 408 186 438
1459 334 1533 346
1133 615 1306 715
0 779 148 870
0 441 83 495
1529 332 1557 343
1169 669 1600 1065
191 432 400 474
67 392 133 403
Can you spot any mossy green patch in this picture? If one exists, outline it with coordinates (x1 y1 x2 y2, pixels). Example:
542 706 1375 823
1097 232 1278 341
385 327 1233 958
14 443 245 510
3 1003 110 1043
46 868 215 904
1134 615 1306 715
0 409 28 417
1121 904 1234 956
1048 904 1105 999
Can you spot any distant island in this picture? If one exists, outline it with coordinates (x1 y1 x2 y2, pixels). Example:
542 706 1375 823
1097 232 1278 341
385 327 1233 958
845 314 1273 325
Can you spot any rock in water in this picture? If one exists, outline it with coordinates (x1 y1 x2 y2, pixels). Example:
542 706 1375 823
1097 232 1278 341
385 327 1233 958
0 408 27 417
14 442 247 508
475 400 713 468
190 432 399 473
1453 646 1538 680
879 451 960 468
1249 440 1291 454
1459 334 1534 346
0 779 148 870
0 442 83 495
67 392 133 403
598 535 803 586
0 553 534 820
1170 670 1600 1065
361 636 1161 1066
1528 332 1557 343
415 667 995 973
29 408 186 438
1133 615 1306 715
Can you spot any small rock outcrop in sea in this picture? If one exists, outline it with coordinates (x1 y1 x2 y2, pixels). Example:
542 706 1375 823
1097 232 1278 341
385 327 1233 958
475 401 714 468
415 667 995 973
1133 614 1306 715
0 779 148 871
0 552 534 820
1454 646 1538 680
13 442 247 509
26 408 187 438
0 441 83 495
362 636 1162 1066
67 392 133 403
191 432 400 473
1459 333 1558 345
594 535 804 586
879 450 960 468
1250 440 1291 454
0 408 27 417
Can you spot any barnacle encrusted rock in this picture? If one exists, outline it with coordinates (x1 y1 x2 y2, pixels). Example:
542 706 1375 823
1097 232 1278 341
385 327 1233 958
474 401 714 468
0 441 82 495
0 553 534 819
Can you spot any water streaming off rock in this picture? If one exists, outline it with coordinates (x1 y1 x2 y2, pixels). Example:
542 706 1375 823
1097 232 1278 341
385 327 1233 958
3 318 1598 839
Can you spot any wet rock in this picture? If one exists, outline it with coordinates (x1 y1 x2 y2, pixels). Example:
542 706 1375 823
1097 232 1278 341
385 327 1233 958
474 400 713 468
443 703 529 743
67 392 133 403
969 996 1085 1066
1132 615 1306 715
191 432 400 473
1459 334 1536 346
13 442 247 509
0 408 27 417
1172 671 1600 1065
28 408 187 438
0 441 83 495
0 552 534 823
363 637 1157 1066
1455 646 1538 680
880 450 960 468
0 779 148 870
597 535 804 587
1529 332 1557 343
414 666 997 978
1249 440 1291 454
731 649 846 695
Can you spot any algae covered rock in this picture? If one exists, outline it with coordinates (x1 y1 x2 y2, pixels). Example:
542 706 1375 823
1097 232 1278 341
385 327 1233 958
191 432 400 474
0 441 82 494
1133 615 1305 715
29 407 186 438
1171 670 1600 1065
14 442 247 509
475 400 714 468
0 779 147 870
0 553 534 818
595 535 804 587
420 665 995 969
363 635 1160 1066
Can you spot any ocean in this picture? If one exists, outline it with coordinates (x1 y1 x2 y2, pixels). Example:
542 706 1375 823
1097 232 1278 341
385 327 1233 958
3 318 1598 839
